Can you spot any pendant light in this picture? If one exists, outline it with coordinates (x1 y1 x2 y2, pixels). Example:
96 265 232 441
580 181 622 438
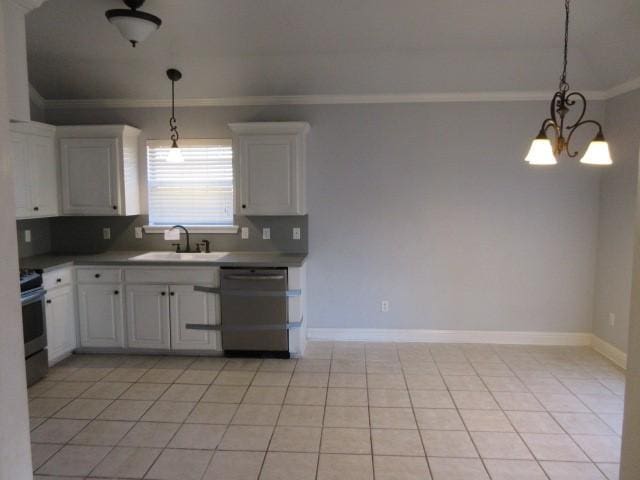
105 0 162 48
525 0 612 166
166 68 184 163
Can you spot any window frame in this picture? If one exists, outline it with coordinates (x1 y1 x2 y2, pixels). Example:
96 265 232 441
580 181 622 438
144 138 238 234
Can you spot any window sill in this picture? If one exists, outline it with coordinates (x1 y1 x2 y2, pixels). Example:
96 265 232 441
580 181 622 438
143 225 240 234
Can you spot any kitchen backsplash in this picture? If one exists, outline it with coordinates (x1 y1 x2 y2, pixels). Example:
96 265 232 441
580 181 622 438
16 218 53 258
17 215 308 257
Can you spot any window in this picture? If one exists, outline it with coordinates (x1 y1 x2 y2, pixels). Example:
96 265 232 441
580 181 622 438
146 139 234 229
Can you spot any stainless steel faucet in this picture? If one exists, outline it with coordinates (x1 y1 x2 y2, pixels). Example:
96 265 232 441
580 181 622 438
169 225 191 252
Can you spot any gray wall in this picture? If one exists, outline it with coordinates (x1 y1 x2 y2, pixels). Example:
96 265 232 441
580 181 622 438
593 89 640 352
45 101 603 333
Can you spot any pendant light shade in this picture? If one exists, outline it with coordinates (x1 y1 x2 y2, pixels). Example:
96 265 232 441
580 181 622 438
526 132 557 165
166 139 184 163
106 0 161 47
580 133 613 166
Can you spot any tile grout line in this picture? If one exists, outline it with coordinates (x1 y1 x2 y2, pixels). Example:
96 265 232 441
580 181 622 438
472 345 552 480
400 344 436 480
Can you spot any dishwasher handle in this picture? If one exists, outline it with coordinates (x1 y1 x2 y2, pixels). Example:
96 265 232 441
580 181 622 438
224 273 285 281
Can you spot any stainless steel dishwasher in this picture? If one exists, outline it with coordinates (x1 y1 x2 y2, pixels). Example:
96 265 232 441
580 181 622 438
220 267 289 355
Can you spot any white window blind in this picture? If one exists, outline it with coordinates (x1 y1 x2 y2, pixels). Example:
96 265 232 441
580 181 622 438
147 139 233 226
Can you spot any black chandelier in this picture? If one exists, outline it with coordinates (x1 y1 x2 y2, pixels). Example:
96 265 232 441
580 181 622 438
525 0 612 166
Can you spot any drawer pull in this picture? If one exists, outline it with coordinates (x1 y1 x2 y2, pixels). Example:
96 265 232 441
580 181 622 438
95 273 101 278
56 278 62 283
114 290 119 295
161 291 166 296
46 299 52 304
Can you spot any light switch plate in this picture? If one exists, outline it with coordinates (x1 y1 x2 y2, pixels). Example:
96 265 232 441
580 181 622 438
24 230 31 243
241 227 249 239
381 300 390 312
262 227 271 240
292 227 301 240
135 227 143 239
102 228 111 240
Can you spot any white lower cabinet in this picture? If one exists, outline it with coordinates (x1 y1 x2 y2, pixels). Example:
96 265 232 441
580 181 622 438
124 284 220 351
169 285 220 351
45 285 76 364
77 284 125 348
126 285 171 350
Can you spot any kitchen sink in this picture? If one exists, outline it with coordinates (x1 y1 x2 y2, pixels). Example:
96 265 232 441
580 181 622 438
128 251 230 262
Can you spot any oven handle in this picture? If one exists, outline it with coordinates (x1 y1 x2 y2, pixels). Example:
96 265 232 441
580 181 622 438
21 289 46 305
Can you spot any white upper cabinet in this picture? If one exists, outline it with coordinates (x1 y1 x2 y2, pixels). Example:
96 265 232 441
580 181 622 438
9 121 58 219
230 122 309 216
57 125 141 216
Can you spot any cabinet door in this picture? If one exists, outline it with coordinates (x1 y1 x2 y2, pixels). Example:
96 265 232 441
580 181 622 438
126 285 171 350
29 134 59 217
45 286 76 364
239 135 299 215
77 284 125 348
10 132 33 218
60 138 120 215
169 285 221 351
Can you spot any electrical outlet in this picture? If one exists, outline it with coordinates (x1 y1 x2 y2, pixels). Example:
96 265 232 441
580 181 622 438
24 230 31 243
241 227 249 239
135 227 143 239
609 313 616 327
262 227 271 240
292 227 301 240
381 300 390 312
102 227 111 240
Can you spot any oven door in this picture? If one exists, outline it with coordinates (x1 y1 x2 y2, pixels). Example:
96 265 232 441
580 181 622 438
22 288 47 357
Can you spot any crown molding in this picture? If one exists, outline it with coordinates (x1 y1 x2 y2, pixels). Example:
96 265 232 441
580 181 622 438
603 75 640 99
5 0 47 12
32 75 640 110
29 84 45 109
41 90 609 110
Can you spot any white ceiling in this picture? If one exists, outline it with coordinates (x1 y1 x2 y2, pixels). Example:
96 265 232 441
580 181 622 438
26 0 640 100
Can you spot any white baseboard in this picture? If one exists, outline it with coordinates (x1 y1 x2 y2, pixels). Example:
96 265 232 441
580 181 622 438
591 335 627 369
306 328 593 346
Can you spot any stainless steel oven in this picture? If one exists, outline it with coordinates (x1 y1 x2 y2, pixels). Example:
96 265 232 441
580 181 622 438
20 269 48 386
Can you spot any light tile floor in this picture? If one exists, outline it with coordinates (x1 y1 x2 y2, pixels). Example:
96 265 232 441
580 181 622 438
28 342 625 480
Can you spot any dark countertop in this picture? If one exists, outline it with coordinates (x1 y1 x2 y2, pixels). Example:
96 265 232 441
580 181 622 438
20 251 307 272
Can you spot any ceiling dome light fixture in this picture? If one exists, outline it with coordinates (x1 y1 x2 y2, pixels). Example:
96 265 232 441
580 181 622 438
105 0 161 48
525 0 612 167
166 68 184 163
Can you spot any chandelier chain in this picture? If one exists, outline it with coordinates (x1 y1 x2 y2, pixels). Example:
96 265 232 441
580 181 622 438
560 0 570 91
169 78 179 143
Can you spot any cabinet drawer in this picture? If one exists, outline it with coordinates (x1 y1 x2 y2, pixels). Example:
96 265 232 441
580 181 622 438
77 267 122 284
124 267 219 286
43 267 73 290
